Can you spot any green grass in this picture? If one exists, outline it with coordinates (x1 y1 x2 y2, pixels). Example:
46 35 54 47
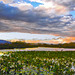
0 51 75 75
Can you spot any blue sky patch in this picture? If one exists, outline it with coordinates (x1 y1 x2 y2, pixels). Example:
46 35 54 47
70 11 75 18
24 0 42 7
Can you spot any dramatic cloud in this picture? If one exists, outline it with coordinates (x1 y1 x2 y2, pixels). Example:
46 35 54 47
30 0 75 11
9 2 33 11
0 0 75 38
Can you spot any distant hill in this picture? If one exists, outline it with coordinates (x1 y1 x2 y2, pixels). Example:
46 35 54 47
0 40 11 44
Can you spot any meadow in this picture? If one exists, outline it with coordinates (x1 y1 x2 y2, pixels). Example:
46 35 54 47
0 51 75 75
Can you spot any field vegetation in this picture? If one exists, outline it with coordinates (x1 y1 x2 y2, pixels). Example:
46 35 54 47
0 51 75 74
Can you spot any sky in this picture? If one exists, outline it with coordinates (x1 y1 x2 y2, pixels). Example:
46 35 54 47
0 0 75 43
0 32 60 40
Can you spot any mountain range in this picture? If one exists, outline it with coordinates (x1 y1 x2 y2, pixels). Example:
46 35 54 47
0 40 11 44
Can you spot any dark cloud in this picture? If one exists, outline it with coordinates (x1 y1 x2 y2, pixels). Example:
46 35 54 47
54 0 75 11
0 22 9 30
0 2 42 22
0 1 75 37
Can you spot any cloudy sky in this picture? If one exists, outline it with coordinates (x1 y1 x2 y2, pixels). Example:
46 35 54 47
0 0 75 43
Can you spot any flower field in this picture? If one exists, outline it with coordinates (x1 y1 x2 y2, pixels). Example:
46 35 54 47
0 51 75 75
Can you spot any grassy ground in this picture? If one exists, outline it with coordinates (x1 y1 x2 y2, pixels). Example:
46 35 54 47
0 52 6 56
0 51 75 75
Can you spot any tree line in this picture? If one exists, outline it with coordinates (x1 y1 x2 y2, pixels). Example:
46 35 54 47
0 41 75 49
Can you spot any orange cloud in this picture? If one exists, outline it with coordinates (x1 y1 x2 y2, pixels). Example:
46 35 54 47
62 37 75 43
10 37 75 44
24 39 64 44
51 37 75 44
25 37 75 44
